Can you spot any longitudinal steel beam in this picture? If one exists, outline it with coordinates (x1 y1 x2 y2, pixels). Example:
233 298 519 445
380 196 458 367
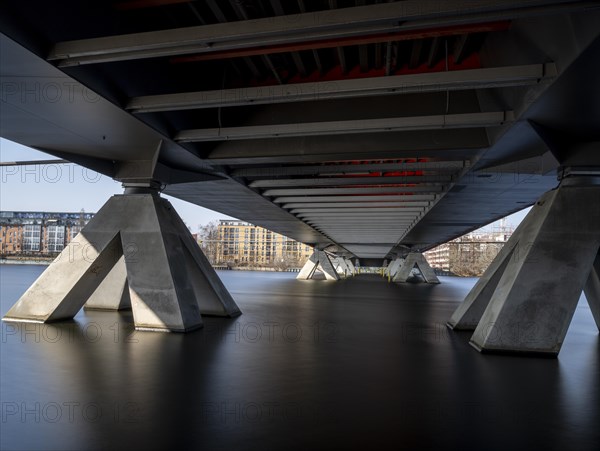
49 1 598 66
232 161 466 178
0 159 70 166
262 186 447 196
250 175 453 188
176 112 513 142
273 194 437 203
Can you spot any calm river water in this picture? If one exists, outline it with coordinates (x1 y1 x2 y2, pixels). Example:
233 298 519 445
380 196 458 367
1 265 599 450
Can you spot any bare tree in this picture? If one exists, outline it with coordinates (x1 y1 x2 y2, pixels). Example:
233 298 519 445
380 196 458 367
449 241 502 276
197 221 220 264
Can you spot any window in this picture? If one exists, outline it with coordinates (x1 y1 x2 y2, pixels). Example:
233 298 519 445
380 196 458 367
23 224 42 252
47 225 65 252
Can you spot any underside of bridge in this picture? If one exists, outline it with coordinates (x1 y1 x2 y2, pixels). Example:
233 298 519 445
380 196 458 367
1 1 599 354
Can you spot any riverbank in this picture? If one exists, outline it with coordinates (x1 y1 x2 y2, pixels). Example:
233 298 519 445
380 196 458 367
0 259 301 271
217 266 300 272
0 258 53 265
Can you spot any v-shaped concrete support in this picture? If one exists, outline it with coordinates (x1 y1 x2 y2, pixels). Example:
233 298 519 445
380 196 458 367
385 258 404 280
297 250 340 280
333 257 351 278
583 252 600 331
3 192 241 332
392 253 440 284
345 258 356 276
446 198 550 330
448 179 600 355
84 256 131 310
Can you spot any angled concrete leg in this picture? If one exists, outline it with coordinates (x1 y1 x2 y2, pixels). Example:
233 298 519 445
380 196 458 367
393 253 440 284
297 253 319 280
3 231 123 323
385 258 403 281
3 191 241 332
297 250 340 280
583 252 600 331
345 258 356 276
160 201 241 317
469 181 600 355
84 256 131 310
334 257 351 278
447 199 550 330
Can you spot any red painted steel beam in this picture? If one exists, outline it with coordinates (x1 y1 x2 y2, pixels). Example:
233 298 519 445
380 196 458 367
171 21 510 63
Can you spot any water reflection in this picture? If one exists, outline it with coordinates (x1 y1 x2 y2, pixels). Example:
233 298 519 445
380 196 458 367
557 293 600 450
1 268 599 450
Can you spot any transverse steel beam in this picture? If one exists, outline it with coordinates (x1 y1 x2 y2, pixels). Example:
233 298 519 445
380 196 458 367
249 175 453 188
176 112 514 142
261 186 447 196
128 65 555 113
273 194 437 203
232 161 466 178
291 207 426 214
48 1 598 66
283 201 431 209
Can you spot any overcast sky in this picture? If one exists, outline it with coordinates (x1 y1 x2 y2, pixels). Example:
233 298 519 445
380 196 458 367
1 137 529 234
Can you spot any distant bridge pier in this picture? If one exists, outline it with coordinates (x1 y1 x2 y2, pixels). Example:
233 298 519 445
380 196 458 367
448 170 600 356
384 257 404 281
333 256 352 278
297 249 340 280
392 253 440 284
2 184 241 332
345 258 356 276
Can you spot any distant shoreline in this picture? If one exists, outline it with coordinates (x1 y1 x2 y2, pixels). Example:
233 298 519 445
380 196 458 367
0 259 301 271
0 258 53 265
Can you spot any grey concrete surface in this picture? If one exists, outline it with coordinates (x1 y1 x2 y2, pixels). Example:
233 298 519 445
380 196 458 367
84 256 131 311
584 252 600 331
446 197 550 330
2 193 241 332
385 258 404 279
469 181 600 355
393 253 440 284
297 250 340 281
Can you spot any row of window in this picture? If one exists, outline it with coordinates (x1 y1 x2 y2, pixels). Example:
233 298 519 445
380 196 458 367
0 225 81 253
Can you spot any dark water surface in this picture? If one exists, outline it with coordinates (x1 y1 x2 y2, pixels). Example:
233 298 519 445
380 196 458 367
1 265 599 450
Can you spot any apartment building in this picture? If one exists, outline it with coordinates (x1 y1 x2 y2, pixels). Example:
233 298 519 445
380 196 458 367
214 220 313 267
0 211 94 256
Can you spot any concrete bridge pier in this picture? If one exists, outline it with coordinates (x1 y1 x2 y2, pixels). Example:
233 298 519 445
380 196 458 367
297 250 340 280
333 256 352 278
583 252 600 331
2 184 241 332
83 256 131 311
448 174 600 355
392 253 440 284
345 258 356 276
384 258 404 281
